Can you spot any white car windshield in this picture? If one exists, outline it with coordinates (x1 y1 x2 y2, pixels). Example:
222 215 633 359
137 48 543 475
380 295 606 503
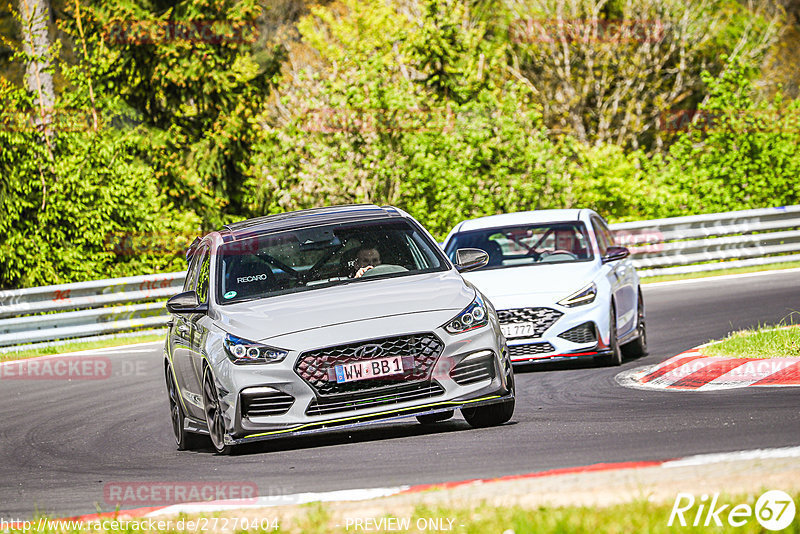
446 222 594 270
216 219 447 303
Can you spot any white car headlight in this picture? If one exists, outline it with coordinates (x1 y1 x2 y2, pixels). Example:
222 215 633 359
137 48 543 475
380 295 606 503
224 334 288 364
558 283 597 307
443 295 489 334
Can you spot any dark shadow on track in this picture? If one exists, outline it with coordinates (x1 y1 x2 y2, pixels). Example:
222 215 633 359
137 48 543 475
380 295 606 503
189 418 519 456
511 349 650 374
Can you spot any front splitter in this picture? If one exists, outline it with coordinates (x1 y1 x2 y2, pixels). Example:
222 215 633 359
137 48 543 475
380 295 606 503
226 393 513 446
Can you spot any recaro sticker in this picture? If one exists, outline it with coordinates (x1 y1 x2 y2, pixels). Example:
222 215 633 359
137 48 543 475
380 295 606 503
237 274 269 283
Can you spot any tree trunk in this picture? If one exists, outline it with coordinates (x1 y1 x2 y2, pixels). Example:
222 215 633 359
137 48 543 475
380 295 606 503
18 0 55 117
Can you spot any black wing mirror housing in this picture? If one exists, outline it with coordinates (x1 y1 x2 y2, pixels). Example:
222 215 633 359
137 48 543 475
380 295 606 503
602 246 630 264
166 291 208 314
454 248 490 272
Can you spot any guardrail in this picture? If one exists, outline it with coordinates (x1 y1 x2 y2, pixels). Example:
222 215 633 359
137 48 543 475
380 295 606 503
0 272 186 351
611 205 800 277
1 205 798 352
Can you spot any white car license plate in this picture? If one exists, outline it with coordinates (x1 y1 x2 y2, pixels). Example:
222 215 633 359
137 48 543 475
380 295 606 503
334 356 404 383
501 322 537 339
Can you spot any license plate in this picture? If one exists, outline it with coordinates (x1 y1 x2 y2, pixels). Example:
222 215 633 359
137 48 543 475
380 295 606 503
501 322 537 339
334 356 404 383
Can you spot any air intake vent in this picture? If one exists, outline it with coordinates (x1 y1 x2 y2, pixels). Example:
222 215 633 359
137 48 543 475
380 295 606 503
306 382 445 416
508 342 555 358
295 333 444 396
241 389 294 418
450 354 495 385
558 322 597 344
497 308 563 337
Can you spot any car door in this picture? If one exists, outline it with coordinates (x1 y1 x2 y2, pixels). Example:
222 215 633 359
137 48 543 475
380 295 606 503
176 243 210 419
186 244 212 418
169 247 201 415
592 216 637 337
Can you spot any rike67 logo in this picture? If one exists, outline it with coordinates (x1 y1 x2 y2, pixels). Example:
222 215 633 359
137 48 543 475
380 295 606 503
669 490 796 530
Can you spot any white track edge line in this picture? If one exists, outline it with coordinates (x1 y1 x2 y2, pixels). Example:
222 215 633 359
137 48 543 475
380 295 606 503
143 447 800 518
144 487 410 517
643 267 800 288
662 446 800 468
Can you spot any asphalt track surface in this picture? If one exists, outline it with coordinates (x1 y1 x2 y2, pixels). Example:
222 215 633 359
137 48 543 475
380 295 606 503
2 270 799 518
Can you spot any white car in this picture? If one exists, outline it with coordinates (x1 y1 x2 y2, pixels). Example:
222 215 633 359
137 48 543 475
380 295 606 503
442 209 646 366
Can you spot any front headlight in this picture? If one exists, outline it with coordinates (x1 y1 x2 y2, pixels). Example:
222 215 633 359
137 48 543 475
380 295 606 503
223 334 288 364
558 283 597 307
443 295 489 334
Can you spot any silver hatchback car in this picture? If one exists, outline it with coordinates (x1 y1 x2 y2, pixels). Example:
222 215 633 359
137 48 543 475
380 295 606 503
164 205 514 454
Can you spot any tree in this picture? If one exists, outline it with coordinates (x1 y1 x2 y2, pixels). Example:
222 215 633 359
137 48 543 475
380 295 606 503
504 0 781 150
17 0 54 115
658 58 800 215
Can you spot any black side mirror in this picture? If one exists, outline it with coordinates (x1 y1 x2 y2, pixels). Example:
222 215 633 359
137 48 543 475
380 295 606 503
602 246 630 264
166 291 208 314
454 248 489 272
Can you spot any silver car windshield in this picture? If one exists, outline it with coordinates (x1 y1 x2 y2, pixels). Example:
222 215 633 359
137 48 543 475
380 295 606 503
445 222 594 270
216 219 447 304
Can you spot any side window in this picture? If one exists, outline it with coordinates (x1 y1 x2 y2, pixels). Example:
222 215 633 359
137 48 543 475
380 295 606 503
196 246 211 303
183 249 202 292
598 219 615 247
591 218 610 256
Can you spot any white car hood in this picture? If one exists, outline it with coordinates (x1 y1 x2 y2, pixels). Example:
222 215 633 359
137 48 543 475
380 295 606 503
463 262 599 302
214 271 474 343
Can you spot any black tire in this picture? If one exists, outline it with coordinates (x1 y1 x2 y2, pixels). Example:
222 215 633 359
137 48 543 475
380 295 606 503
622 291 648 358
166 366 205 451
202 367 237 455
416 410 454 424
597 304 623 366
462 399 515 428
461 374 515 428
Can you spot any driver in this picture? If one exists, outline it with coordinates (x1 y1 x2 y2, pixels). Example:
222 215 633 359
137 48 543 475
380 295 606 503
354 246 381 278
553 229 577 254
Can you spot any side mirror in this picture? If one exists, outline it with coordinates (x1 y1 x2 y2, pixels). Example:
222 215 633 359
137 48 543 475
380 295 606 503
454 248 489 272
166 291 208 314
602 246 630 264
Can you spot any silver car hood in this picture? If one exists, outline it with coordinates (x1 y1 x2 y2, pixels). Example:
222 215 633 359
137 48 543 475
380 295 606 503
463 261 599 300
214 271 474 344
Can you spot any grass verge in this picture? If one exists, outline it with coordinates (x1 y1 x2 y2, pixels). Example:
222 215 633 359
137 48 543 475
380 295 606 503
0 333 164 364
703 323 800 359
641 261 800 284
14 491 800 533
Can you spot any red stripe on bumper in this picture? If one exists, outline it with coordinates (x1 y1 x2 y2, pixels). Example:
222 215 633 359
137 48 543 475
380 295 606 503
511 351 599 362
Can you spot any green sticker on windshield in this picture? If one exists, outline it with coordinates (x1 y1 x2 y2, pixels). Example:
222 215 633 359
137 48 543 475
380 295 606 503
224 290 237 299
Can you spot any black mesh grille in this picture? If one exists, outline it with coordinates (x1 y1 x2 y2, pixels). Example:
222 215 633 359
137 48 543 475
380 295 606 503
497 308 563 337
306 382 445 416
241 390 294 417
508 342 555 358
558 322 597 344
450 355 495 385
295 333 444 396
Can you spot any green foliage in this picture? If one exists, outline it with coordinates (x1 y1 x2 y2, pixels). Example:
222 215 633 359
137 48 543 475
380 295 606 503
563 141 663 223
246 0 665 239
73 0 281 225
0 18 200 289
658 58 800 215
2 0 800 289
